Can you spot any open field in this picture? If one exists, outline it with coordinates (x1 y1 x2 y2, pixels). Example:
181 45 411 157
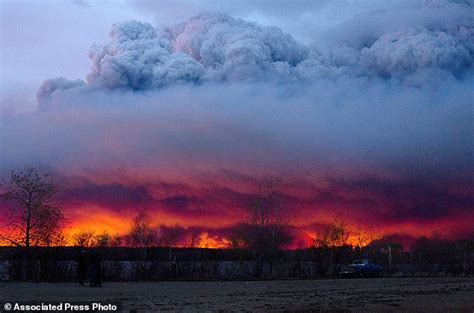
1 277 473 312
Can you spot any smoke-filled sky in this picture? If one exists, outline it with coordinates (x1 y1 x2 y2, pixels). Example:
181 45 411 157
1 0 473 248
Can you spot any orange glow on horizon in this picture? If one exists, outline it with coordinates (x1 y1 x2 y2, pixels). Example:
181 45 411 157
195 232 231 249
1 203 472 249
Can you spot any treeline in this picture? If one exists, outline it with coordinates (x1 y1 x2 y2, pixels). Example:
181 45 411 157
1 236 473 281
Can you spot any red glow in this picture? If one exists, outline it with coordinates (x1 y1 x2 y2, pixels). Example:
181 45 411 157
1 171 472 249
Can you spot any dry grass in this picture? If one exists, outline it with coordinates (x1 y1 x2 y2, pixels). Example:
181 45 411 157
1 277 473 312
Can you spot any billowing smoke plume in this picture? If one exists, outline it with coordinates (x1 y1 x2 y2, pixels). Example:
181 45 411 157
47 14 310 96
3 1 474 242
37 3 474 105
359 27 472 79
87 20 204 90
36 78 86 110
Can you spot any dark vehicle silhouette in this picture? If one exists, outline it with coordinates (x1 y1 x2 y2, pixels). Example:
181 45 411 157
339 259 384 277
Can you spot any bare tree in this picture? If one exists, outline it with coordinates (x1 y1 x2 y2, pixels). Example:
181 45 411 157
189 228 200 248
128 210 157 279
129 210 156 248
33 225 67 247
233 176 292 277
94 231 111 247
72 231 96 247
316 219 348 274
316 219 348 248
353 227 382 249
1 167 64 248
108 233 123 247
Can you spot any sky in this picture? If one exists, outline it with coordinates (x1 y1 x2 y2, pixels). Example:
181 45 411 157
0 0 473 248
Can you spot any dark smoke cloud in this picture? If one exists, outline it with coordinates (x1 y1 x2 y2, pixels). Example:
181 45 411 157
58 183 154 211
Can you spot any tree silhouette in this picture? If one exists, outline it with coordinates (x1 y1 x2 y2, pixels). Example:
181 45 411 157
233 176 292 277
1 167 63 248
1 166 64 280
316 219 348 274
72 230 96 247
129 210 156 248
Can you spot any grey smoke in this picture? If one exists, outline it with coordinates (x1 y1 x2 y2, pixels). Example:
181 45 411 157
36 4 473 105
84 14 309 91
36 78 86 110
359 27 472 78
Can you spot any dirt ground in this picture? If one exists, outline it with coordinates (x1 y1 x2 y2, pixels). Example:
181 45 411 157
1 277 473 312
